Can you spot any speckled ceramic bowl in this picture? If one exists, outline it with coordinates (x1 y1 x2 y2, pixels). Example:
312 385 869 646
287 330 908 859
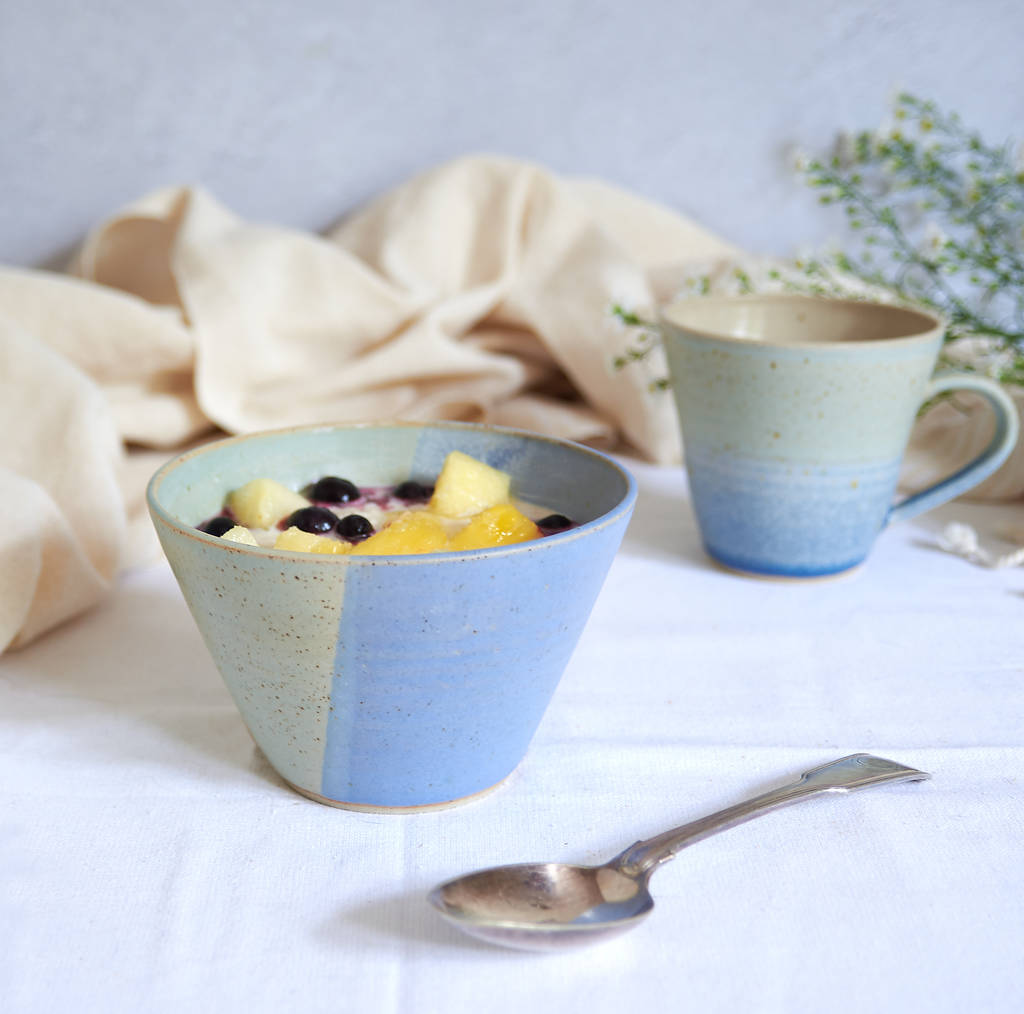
147 422 636 811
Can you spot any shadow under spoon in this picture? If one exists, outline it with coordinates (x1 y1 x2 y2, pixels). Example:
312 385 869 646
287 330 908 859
428 753 930 951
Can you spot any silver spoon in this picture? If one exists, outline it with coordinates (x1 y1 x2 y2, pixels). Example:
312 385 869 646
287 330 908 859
429 753 929 951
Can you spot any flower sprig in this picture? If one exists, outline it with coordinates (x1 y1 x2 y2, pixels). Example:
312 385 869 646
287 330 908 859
613 93 1024 387
610 306 671 389
801 92 1024 383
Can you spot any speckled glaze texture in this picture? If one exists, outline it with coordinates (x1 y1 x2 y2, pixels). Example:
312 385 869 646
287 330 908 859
147 422 636 810
661 296 1018 578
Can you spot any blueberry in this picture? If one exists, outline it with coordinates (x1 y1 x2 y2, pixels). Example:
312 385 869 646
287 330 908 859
200 516 236 537
337 514 375 541
285 506 339 534
393 480 433 501
537 513 572 531
309 476 360 503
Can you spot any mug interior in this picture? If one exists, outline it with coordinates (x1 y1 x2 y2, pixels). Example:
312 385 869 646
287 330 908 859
661 295 941 347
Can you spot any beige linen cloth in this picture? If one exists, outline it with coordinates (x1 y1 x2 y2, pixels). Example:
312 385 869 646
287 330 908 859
0 155 738 653
3 155 1021 654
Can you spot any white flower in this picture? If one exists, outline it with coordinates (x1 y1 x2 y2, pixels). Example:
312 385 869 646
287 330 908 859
944 335 1015 378
833 131 858 168
922 221 949 254
874 115 902 144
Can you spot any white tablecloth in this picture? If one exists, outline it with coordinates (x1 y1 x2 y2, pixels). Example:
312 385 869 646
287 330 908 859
3 459 1022 1014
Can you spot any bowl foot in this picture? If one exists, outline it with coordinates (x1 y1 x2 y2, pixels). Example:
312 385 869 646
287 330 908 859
282 774 511 813
707 553 865 582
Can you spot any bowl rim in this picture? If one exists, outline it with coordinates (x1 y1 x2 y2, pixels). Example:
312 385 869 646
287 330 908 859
146 419 638 564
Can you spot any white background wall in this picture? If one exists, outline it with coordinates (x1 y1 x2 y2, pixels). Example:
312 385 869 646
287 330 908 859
2 0 1022 267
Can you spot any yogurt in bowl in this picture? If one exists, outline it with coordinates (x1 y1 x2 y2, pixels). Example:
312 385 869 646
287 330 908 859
147 421 637 812
197 448 577 554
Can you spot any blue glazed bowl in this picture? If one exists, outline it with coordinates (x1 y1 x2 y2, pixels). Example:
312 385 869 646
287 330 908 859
147 422 636 811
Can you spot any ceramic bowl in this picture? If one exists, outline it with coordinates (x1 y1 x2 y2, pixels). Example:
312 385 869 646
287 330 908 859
147 422 636 811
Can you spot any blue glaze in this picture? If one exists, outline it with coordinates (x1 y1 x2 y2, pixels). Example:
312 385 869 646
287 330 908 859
687 445 902 576
322 520 625 807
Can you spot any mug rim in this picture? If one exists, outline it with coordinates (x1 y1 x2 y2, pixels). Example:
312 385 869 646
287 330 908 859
660 293 944 349
146 419 638 565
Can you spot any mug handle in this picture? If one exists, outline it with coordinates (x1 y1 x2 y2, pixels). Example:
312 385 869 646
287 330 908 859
887 373 1019 525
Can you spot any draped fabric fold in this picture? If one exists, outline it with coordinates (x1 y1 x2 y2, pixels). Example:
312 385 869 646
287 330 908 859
0 156 736 652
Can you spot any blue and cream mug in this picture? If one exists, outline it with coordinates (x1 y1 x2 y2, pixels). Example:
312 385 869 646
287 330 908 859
661 295 1018 578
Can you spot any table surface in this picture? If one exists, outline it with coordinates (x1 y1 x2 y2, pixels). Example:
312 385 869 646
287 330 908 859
3 459 1022 1014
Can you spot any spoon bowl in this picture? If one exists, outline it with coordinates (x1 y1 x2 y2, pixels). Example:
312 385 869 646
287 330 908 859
430 861 655 950
429 753 930 951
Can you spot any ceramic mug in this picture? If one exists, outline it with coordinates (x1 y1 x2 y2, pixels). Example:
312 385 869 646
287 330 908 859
660 295 1019 578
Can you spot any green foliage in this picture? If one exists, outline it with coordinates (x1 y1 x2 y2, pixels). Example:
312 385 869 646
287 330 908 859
800 93 1024 385
612 94 1024 387
610 305 670 389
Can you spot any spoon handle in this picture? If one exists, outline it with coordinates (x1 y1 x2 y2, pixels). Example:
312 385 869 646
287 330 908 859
613 753 929 878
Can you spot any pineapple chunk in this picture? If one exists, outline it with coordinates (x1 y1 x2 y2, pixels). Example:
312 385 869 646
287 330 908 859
448 504 540 551
429 451 511 518
274 526 351 555
221 525 259 546
227 478 309 529
350 511 449 555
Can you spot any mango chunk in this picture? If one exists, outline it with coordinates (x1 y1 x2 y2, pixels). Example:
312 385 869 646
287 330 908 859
350 511 449 556
448 504 540 551
227 478 309 529
221 525 259 546
429 451 511 518
274 526 351 555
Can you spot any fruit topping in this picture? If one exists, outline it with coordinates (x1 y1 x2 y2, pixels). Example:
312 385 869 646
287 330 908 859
228 479 310 529
393 480 433 501
284 506 339 534
200 516 236 537
429 451 511 518
537 513 572 531
448 504 540 551
350 511 448 556
205 451 574 556
222 525 259 546
309 476 360 504
274 526 351 554
337 514 375 541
